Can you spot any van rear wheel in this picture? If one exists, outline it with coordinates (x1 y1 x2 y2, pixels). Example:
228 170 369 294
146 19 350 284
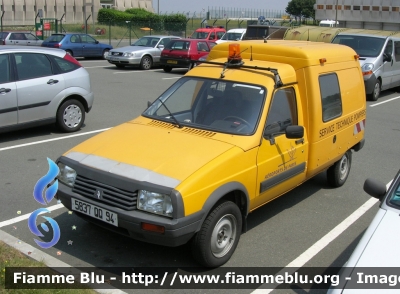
191 201 242 267
327 150 352 187
368 80 381 101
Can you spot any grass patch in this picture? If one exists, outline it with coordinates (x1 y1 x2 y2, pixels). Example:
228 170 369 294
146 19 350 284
0 241 96 294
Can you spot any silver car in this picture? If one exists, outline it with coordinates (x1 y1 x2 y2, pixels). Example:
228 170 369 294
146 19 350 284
106 35 181 70
0 46 93 133
0 31 43 46
328 172 399 293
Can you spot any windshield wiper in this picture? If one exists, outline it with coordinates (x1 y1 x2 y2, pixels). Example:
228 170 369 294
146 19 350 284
157 98 182 128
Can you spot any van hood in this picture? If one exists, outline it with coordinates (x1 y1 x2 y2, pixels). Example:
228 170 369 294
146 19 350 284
62 121 236 188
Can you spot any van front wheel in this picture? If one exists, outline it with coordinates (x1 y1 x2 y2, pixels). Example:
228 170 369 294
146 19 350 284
368 80 381 101
327 150 352 187
191 201 242 267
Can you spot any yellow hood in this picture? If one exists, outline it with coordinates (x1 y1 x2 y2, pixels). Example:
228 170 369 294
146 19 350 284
63 121 236 186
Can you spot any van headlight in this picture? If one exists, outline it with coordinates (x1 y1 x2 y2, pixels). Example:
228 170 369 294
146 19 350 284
362 63 374 76
137 190 173 217
57 163 77 187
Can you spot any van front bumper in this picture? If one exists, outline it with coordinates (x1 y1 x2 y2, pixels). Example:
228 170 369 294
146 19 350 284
364 74 378 95
56 183 203 247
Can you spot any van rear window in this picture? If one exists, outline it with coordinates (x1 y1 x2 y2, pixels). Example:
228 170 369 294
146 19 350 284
319 74 342 122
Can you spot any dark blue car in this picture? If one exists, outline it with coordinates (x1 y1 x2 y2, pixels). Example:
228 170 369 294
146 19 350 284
41 33 112 59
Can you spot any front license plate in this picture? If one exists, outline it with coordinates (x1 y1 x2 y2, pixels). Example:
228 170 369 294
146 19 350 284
167 60 177 64
108 56 118 61
71 198 118 227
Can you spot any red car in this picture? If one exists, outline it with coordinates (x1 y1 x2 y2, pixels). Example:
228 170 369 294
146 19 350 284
160 39 216 72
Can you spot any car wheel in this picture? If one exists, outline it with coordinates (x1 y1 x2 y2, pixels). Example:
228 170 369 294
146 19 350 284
140 55 152 70
56 99 85 133
163 66 172 73
191 201 242 267
368 80 381 101
65 50 73 57
115 64 125 68
102 49 110 59
327 150 352 187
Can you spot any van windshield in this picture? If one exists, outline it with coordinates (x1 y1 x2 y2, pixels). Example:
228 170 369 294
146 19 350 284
143 77 266 135
332 35 386 57
222 32 244 41
191 32 209 39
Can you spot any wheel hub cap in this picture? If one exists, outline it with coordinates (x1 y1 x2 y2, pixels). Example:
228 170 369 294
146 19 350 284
63 104 82 128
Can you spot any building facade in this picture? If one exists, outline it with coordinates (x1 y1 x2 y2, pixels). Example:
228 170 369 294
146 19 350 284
315 0 400 30
0 0 154 26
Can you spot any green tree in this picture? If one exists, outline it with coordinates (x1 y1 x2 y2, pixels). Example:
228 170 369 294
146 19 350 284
285 0 316 24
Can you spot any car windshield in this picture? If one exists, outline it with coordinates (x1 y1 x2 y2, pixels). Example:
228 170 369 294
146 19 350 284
132 37 160 47
388 180 400 209
222 32 244 41
143 77 266 135
191 32 209 39
332 35 386 57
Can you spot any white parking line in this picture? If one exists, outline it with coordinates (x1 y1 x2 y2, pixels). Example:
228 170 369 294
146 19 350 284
370 95 400 107
113 69 161 74
0 204 64 228
0 128 111 152
162 77 181 80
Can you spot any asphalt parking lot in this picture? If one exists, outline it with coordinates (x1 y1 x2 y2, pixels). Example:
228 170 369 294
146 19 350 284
1 58 399 294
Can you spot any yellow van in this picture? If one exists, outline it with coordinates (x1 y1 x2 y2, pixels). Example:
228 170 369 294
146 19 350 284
56 41 366 267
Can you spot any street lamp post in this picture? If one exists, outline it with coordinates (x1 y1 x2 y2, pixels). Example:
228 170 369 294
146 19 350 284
335 0 339 27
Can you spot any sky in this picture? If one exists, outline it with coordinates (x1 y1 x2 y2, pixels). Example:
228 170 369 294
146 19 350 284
156 0 290 15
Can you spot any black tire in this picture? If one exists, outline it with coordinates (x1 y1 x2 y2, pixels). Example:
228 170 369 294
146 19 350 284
102 49 110 60
140 55 153 70
56 99 85 133
367 80 381 101
327 150 352 187
115 64 126 68
191 201 242 267
163 65 172 73
65 50 73 57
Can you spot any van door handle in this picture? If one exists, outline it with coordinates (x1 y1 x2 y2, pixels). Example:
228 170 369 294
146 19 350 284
47 79 59 84
0 88 11 94
295 138 304 145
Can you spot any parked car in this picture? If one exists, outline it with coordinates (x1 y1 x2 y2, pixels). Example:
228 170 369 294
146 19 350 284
190 26 226 41
106 35 180 70
216 28 247 44
160 38 217 72
0 46 93 133
0 31 43 46
41 33 112 59
328 171 400 293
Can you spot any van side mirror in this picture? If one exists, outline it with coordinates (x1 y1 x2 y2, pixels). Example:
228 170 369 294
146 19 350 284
285 125 304 139
363 178 387 201
383 53 392 62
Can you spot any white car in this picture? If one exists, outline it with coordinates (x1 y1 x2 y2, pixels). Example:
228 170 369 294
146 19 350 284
216 28 246 44
0 46 93 133
106 35 180 70
328 172 400 293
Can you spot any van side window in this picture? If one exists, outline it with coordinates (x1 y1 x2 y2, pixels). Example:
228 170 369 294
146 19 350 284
394 41 400 61
319 74 342 122
264 88 298 137
385 40 393 57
